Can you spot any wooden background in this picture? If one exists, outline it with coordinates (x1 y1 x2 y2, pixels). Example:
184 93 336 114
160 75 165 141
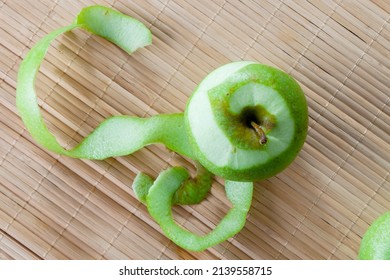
0 0 389 259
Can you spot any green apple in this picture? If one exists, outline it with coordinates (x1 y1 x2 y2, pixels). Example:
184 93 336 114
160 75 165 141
359 212 390 260
185 61 308 182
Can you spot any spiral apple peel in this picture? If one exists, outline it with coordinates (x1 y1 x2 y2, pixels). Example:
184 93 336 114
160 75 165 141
16 6 310 252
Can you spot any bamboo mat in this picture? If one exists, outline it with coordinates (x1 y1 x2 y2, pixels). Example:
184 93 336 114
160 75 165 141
0 0 389 260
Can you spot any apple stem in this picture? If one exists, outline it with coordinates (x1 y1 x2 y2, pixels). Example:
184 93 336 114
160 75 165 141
251 121 267 145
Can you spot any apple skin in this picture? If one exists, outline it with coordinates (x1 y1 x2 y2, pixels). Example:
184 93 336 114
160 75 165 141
185 62 308 182
359 212 390 260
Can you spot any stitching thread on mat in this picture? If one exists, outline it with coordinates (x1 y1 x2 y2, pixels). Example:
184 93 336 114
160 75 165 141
43 0 121 259
240 0 285 60
42 32 93 149
0 0 58 84
141 0 227 118
0 0 60 248
0 0 59 168
0 228 42 259
67 37 127 147
98 156 179 260
275 0 342 259
83 0 172 127
99 0 171 259
276 13 390 260
43 163 113 258
157 0 228 259
1 152 60 243
287 0 342 75
222 0 285 259
328 95 390 259
329 170 390 259
148 0 171 29
307 9 389 136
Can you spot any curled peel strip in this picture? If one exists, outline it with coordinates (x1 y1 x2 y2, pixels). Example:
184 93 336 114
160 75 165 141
16 5 254 251
146 167 253 252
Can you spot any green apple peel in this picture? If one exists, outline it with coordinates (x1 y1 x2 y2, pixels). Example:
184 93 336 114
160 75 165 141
17 6 309 252
359 212 390 260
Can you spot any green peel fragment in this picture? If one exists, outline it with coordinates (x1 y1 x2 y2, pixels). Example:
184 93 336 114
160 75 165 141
146 167 253 252
133 161 213 206
76 6 152 54
359 212 390 260
133 172 154 204
16 5 152 158
173 161 214 205
16 5 255 252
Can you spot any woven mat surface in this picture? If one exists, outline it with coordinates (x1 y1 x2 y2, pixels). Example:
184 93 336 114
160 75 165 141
0 0 389 260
